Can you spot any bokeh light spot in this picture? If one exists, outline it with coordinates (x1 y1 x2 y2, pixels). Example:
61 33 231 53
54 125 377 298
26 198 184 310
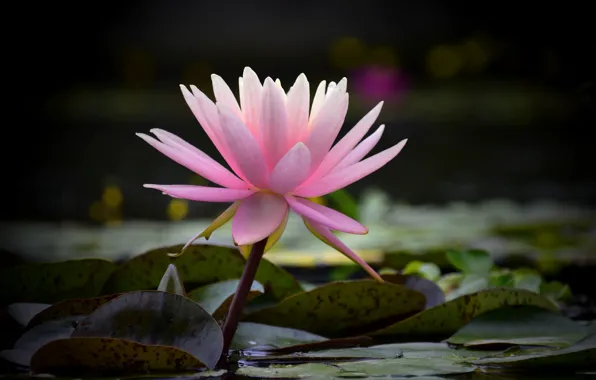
329 37 365 69
102 186 123 208
427 45 463 79
168 199 189 221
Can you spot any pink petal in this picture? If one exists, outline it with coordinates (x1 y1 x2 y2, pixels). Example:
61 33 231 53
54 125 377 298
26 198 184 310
269 142 311 194
335 125 385 170
286 74 310 144
304 218 383 282
307 101 384 183
136 133 249 189
232 193 289 245
143 184 254 202
218 105 269 189
240 67 262 136
309 80 326 123
294 139 408 198
260 77 289 168
211 74 243 119
285 195 367 234
304 91 349 170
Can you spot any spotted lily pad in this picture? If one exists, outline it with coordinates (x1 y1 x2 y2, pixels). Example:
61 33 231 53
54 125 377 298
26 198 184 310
370 288 558 339
0 259 116 304
188 280 264 320
102 244 301 300
30 337 204 374
26 294 121 329
447 306 589 349
72 291 223 368
231 322 327 351
244 280 426 337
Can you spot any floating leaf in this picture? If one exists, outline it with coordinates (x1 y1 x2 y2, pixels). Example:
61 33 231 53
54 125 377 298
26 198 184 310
0 259 116 304
446 249 492 275
0 317 77 366
470 332 596 370
72 291 223 369
402 261 441 281
102 244 301 300
30 337 204 374
382 274 445 308
370 288 558 339
231 322 327 351
447 306 589 349
513 269 542 293
157 264 186 295
26 294 121 329
445 274 489 301
188 280 264 320
541 280 572 302
244 280 426 337
7 303 51 326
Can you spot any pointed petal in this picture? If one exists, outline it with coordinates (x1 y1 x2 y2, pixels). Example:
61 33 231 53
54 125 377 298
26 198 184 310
232 193 288 245
240 67 263 136
260 77 289 167
304 218 383 282
211 74 242 118
218 105 270 188
286 73 310 144
269 142 311 194
305 92 349 169
144 184 254 202
335 125 385 170
294 139 407 198
307 102 384 182
285 195 367 234
168 201 242 257
137 133 249 189
309 80 327 123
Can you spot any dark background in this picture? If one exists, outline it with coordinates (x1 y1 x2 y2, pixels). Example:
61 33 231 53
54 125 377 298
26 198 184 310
6 0 595 223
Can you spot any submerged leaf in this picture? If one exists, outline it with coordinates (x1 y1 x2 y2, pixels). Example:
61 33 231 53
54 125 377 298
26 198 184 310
231 322 327 351
30 337 204 374
244 280 426 336
188 280 264 320
371 288 558 339
72 291 223 369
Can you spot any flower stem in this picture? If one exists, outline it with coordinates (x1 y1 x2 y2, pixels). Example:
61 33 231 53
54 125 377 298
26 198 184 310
219 237 268 365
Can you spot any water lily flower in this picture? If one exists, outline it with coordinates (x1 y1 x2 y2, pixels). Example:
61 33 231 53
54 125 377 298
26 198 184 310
137 67 407 282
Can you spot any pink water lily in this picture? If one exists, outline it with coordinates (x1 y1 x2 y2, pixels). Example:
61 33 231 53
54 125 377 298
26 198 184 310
138 67 407 282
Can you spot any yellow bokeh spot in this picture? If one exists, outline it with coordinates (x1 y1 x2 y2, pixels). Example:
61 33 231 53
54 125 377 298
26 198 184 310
460 39 490 73
168 199 189 221
102 186 123 208
427 45 463 79
329 37 365 69
368 46 399 67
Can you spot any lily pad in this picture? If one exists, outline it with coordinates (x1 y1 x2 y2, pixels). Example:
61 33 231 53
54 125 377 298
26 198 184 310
370 288 558 339
446 249 492 275
231 322 327 351
102 244 301 300
0 259 116 304
72 291 223 368
189 280 264 320
30 337 204 374
7 303 51 326
244 280 426 337
26 294 121 329
447 306 589 349
382 274 445 308
470 332 596 370
0 317 78 366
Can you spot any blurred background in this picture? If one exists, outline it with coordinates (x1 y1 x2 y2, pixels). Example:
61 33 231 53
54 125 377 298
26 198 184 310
2 1 595 270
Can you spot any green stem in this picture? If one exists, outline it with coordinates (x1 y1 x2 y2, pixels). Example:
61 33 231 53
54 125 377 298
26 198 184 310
219 237 268 365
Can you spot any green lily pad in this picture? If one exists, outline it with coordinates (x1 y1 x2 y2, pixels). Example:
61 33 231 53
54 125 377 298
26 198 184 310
7 303 51 326
0 259 116 304
447 306 589 349
244 280 426 337
26 294 121 329
370 288 558 339
402 260 442 281
382 274 445 308
72 291 223 368
102 244 302 300
445 274 489 300
30 337 204 374
231 322 327 351
0 317 78 366
470 332 596 370
188 280 264 320
446 249 492 275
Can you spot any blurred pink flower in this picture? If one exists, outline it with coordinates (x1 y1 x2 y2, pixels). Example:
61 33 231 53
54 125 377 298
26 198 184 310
138 67 407 281
352 65 409 102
